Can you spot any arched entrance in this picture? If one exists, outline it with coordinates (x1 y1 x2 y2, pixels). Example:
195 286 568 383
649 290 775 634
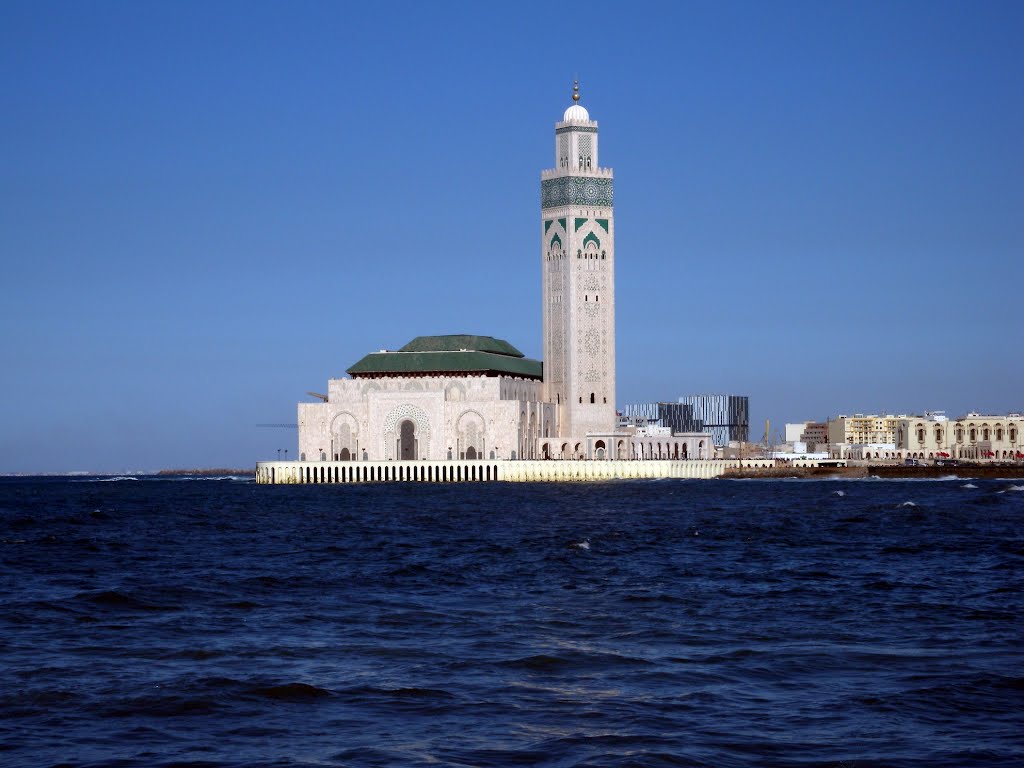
466 446 478 460
399 420 416 460
595 439 606 460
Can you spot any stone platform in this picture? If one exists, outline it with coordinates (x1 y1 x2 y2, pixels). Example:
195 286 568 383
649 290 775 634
254 459 778 484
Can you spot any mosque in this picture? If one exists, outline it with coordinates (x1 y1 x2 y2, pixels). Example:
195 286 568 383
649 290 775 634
294 84 713 466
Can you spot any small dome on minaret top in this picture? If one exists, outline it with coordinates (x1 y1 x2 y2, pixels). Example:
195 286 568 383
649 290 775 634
562 80 590 121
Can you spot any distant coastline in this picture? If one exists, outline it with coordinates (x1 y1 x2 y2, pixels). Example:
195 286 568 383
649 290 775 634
156 468 251 476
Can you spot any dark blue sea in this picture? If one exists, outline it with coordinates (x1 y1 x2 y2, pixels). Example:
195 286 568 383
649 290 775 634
1 476 1022 768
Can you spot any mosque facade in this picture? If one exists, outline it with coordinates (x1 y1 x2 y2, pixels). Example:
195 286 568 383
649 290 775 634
296 85 712 464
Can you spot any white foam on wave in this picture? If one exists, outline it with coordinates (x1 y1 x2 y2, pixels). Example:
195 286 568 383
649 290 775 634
97 476 139 482
833 490 845 497
574 540 591 551
900 501 917 507
1006 485 1024 492
171 475 253 482
961 483 978 489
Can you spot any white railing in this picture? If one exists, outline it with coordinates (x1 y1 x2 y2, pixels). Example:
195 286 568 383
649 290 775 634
253 459 778 484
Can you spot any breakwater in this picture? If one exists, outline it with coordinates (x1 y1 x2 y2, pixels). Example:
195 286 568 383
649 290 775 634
721 464 1024 480
255 458 786 484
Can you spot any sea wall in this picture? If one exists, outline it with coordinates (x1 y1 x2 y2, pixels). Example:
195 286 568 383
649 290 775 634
254 459 782 484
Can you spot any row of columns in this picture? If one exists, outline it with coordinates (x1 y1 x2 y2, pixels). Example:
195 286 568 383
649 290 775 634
256 461 498 485
255 459 776 484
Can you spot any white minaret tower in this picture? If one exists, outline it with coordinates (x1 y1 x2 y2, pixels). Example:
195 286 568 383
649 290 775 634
541 81 616 443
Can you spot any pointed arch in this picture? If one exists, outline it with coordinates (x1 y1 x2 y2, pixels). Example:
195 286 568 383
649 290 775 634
457 409 486 460
383 404 431 460
331 411 359 461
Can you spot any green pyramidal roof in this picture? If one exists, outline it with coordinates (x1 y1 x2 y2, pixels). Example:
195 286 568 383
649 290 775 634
398 335 524 357
346 335 542 379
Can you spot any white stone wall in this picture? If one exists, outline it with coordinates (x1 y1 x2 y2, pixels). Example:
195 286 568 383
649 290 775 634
298 375 556 462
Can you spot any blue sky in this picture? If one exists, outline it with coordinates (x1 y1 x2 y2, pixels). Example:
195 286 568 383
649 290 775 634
1 1 1021 472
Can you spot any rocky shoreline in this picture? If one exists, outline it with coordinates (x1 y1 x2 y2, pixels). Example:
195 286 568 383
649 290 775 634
722 464 1024 480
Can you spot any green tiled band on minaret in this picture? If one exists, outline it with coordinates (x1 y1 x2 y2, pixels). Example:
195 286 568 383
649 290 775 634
541 177 614 209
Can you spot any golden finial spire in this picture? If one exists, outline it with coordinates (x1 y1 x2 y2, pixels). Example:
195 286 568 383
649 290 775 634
572 79 580 102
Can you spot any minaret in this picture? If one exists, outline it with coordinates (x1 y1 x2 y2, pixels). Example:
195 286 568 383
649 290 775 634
541 81 616 441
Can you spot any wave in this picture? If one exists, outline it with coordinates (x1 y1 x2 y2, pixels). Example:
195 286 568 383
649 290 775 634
168 475 253 482
247 682 332 700
500 650 654 671
74 589 176 612
339 685 455 700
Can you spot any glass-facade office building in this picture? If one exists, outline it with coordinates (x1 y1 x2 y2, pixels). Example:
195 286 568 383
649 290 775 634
622 395 749 446
678 394 749 445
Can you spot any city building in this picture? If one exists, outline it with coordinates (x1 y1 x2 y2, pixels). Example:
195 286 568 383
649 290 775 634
620 402 700 434
896 413 1022 460
784 421 828 451
827 414 906 446
784 422 808 443
822 411 1023 462
801 422 828 450
677 394 749 445
623 396 749 447
295 83 714 464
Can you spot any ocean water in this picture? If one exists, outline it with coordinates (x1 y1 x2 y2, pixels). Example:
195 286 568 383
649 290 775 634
1 475 1021 768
